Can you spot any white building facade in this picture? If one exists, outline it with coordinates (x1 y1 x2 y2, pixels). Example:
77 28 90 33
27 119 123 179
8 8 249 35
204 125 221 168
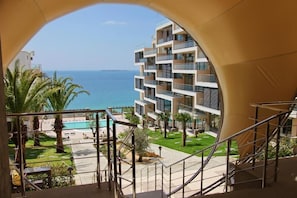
134 21 221 132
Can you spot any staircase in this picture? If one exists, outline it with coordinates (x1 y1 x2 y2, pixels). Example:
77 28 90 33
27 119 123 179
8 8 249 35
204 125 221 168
107 101 297 198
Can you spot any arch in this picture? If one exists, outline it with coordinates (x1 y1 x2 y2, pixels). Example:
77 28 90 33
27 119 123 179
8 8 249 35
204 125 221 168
1 0 297 157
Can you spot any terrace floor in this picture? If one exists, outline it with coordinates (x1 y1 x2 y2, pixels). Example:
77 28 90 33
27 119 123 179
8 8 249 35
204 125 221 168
12 182 114 198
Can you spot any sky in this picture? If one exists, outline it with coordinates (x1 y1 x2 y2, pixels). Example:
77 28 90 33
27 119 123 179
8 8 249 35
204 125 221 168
23 4 167 71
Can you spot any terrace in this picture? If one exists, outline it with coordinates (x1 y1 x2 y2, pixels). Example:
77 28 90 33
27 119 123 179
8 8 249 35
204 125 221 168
5 102 297 198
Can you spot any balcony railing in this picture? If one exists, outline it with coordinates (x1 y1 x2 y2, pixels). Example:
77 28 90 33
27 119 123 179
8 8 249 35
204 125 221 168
144 94 156 100
145 65 157 70
157 54 173 61
157 35 173 44
144 80 157 85
173 40 196 50
197 74 217 83
174 83 195 92
157 90 176 97
135 58 146 63
173 62 196 70
157 72 172 78
135 84 144 90
178 103 194 113
196 62 210 70
144 49 156 56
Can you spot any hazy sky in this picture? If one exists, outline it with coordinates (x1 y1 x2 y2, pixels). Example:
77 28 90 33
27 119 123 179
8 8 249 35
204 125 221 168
23 4 167 71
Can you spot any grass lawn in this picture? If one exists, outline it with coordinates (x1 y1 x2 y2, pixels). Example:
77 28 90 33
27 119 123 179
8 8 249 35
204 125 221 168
148 130 238 157
9 133 73 168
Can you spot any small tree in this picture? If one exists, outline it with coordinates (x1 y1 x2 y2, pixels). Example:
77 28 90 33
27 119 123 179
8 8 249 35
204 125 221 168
120 128 149 162
134 128 149 162
175 112 192 147
158 111 170 138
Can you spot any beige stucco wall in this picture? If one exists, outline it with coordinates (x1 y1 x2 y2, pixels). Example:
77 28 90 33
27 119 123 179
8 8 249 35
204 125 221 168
1 0 297 157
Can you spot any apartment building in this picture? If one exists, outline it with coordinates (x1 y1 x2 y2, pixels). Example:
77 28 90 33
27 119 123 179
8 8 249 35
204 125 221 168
7 51 35 70
134 21 221 132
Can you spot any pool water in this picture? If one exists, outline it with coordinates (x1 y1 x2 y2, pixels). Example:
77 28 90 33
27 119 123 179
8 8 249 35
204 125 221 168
63 119 112 129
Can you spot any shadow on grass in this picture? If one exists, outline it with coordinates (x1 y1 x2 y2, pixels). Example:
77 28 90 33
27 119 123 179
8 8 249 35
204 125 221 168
9 133 72 167
148 129 238 156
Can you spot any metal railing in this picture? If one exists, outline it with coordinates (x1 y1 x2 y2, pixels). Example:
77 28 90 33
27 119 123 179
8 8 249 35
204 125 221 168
136 101 296 197
105 109 137 198
8 101 296 198
7 107 136 197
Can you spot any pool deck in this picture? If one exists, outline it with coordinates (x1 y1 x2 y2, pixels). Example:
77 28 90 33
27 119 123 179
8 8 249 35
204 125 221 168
41 115 129 137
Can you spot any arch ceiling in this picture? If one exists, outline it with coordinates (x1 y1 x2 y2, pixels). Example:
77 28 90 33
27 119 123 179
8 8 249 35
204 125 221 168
1 0 297 156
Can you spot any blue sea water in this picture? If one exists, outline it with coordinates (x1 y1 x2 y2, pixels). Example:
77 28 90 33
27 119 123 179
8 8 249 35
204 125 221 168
45 70 138 110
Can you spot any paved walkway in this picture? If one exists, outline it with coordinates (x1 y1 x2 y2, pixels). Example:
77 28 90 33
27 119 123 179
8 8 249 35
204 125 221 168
68 129 228 197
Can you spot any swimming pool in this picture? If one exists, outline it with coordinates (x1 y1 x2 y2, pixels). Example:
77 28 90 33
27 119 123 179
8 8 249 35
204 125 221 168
63 119 112 129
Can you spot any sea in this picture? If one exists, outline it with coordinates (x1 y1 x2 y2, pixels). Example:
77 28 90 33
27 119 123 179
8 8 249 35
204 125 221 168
44 70 139 110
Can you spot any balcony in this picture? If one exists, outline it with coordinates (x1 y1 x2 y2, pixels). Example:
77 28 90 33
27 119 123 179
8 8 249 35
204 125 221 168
144 64 157 71
196 62 210 71
173 40 196 50
173 83 196 92
143 48 156 57
178 104 206 119
178 103 194 113
134 79 144 90
173 62 196 70
157 54 173 61
197 74 217 83
157 72 172 79
156 90 178 99
144 93 156 100
157 35 173 45
135 58 146 64
144 79 157 86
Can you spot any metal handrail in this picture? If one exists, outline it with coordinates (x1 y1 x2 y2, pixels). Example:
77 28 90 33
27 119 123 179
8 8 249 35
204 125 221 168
137 106 292 197
106 109 137 198
8 107 134 196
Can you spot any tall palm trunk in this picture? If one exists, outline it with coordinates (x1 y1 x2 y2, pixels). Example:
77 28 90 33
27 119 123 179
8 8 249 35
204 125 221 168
14 123 27 167
182 122 187 147
33 116 40 146
54 115 64 153
164 120 168 138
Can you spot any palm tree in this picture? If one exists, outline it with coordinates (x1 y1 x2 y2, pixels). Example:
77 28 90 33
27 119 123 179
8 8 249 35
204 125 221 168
46 72 89 153
4 63 50 163
31 93 48 146
175 112 192 147
158 111 170 138
142 114 147 129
